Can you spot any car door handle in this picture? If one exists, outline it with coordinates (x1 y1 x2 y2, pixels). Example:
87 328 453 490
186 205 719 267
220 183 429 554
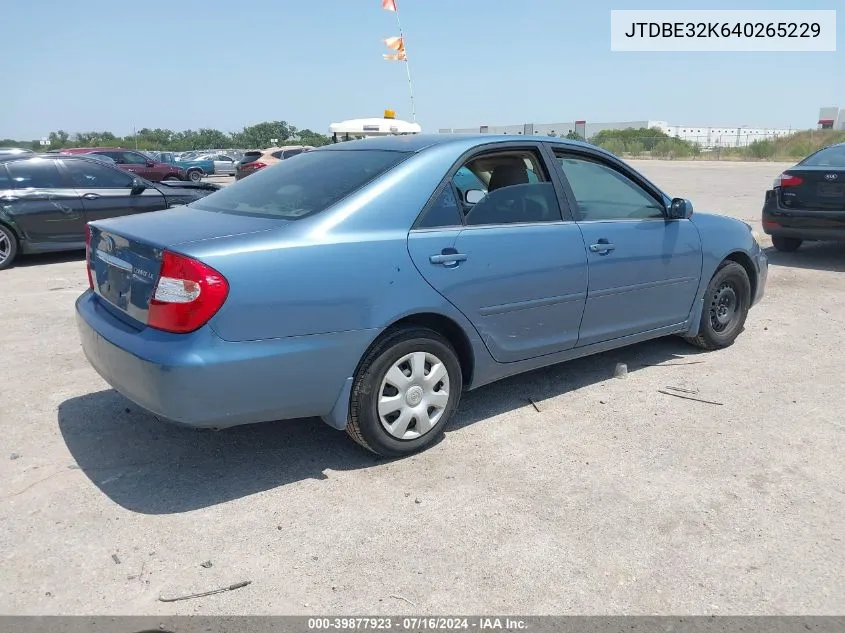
430 253 467 265
589 242 615 254
82 193 101 200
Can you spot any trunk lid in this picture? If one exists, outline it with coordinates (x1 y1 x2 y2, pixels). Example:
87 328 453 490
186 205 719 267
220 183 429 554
88 206 283 327
778 167 845 212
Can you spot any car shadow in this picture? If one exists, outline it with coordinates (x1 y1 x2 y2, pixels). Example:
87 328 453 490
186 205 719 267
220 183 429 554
15 249 85 268
764 242 845 273
58 337 702 515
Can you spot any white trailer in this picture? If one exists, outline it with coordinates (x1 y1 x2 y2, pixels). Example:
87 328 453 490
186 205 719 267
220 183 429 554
329 110 421 143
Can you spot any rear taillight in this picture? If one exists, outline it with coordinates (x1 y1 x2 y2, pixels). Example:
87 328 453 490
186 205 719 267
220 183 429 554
85 224 94 289
242 161 266 171
147 251 229 334
774 173 803 188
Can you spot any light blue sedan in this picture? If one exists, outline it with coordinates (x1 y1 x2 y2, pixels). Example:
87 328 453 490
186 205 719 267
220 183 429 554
76 135 767 456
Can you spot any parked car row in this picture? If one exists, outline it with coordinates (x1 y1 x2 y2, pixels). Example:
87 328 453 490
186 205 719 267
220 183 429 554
0 153 219 269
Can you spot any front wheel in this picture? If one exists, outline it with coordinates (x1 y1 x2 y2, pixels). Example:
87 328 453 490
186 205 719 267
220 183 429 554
347 327 462 457
188 169 203 182
685 261 751 350
0 224 18 271
772 236 802 252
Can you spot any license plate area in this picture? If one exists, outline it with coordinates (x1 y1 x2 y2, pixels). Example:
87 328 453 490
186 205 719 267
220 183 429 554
817 183 845 198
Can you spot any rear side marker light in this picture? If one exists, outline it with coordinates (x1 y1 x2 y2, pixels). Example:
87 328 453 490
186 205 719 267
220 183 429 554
148 251 229 334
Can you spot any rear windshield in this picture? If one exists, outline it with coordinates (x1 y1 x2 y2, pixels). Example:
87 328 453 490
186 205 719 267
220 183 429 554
193 149 411 220
241 151 263 163
800 145 845 168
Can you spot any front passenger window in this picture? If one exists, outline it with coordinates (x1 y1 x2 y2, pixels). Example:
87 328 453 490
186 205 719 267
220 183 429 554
122 152 149 165
64 160 134 188
556 155 665 220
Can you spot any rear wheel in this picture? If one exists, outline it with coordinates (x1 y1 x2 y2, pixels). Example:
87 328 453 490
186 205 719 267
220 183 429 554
347 327 462 457
685 261 751 350
772 236 802 252
0 224 18 271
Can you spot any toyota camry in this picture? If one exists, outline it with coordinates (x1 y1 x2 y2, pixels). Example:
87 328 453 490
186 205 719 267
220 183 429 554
76 134 767 456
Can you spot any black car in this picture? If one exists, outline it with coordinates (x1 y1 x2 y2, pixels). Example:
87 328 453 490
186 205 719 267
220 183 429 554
762 142 845 252
0 154 220 270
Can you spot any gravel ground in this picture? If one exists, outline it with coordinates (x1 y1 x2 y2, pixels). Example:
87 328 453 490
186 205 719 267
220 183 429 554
1 160 843 615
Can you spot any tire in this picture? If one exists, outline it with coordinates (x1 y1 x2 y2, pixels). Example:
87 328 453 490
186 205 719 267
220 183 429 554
685 261 751 350
772 236 802 252
347 327 463 457
0 223 19 271
163 175 180 182
188 169 203 182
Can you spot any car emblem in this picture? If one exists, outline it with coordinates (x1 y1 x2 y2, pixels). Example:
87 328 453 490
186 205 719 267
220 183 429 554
824 173 838 181
101 236 115 252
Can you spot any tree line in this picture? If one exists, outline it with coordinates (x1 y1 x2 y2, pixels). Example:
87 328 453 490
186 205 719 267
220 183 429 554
1 120 332 152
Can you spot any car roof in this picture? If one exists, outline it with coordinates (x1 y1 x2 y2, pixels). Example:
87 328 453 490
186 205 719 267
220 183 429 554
0 153 111 163
316 133 597 154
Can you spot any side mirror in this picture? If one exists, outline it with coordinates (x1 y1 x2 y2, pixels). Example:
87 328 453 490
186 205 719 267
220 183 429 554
668 198 693 220
146 160 156 167
130 178 146 195
465 189 485 205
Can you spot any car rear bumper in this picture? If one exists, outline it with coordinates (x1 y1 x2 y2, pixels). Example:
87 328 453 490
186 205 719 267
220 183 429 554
762 190 845 241
75 290 377 429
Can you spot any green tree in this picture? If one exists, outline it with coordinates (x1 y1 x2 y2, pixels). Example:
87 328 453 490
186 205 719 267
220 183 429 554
236 121 296 149
296 129 332 147
598 138 626 155
626 141 644 157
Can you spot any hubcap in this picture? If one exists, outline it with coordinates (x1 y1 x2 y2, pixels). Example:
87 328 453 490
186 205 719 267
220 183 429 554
0 232 9 264
378 351 451 441
709 282 738 332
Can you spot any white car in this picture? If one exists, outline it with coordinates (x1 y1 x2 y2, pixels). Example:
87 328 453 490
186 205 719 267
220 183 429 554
195 152 239 175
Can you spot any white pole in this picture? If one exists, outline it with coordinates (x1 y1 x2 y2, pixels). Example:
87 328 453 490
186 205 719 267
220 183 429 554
393 1 416 123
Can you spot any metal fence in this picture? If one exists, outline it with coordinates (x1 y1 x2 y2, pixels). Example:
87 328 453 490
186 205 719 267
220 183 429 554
576 129 845 162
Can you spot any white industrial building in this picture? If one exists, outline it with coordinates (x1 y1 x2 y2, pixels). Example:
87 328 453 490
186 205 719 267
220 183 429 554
440 119 804 149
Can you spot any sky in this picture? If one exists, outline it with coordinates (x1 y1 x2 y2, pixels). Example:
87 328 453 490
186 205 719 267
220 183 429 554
1 0 843 139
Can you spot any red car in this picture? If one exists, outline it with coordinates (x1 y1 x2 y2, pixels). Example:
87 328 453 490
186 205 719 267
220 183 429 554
58 147 186 182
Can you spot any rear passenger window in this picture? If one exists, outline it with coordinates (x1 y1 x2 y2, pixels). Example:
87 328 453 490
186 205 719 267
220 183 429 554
7 159 66 189
417 185 462 229
457 149 563 226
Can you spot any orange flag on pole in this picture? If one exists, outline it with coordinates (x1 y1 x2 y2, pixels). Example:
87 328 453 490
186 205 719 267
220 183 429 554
382 0 397 11
383 51 407 61
384 36 404 51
